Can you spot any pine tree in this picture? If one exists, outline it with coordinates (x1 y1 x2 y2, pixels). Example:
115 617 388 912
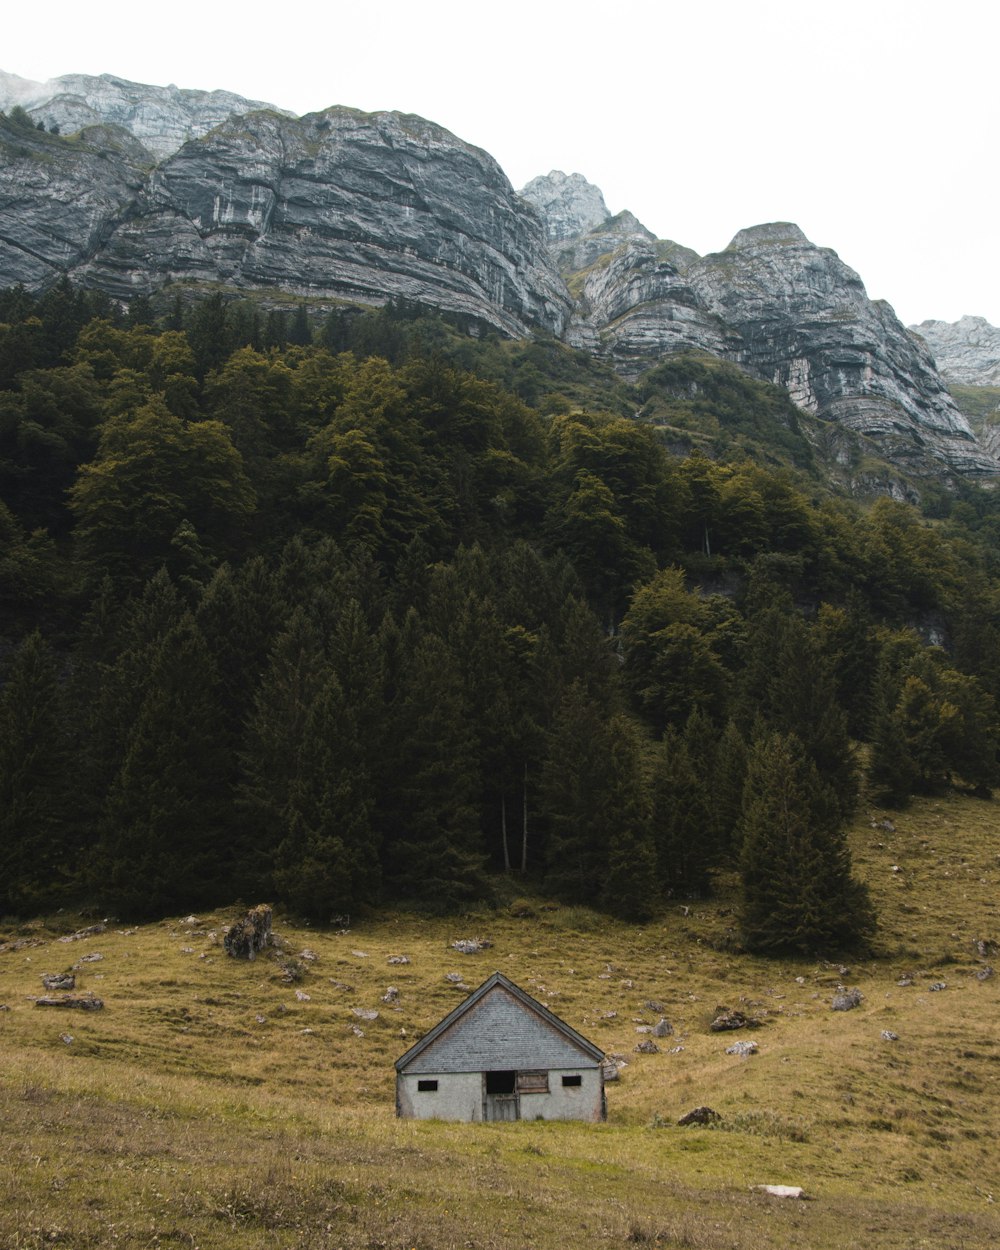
272 670 381 919
539 681 613 905
238 609 328 896
601 717 658 920
0 633 75 914
94 615 232 917
650 727 715 896
379 633 487 908
738 731 874 954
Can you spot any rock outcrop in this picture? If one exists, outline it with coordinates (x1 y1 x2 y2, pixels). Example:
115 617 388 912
520 170 611 243
910 316 1000 387
538 196 996 480
0 104 570 337
0 69 284 160
1 69 996 485
688 225 994 478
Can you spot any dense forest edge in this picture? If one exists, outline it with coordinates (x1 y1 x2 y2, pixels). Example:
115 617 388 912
4 281 1000 952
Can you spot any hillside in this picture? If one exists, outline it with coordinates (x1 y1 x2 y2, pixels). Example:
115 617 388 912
1 786 998 1249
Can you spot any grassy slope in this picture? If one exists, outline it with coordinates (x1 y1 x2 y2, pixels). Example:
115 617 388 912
1 790 998 1250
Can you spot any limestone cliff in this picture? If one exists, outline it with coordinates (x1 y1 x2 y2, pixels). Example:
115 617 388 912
528 177 995 480
0 69 284 160
910 316 1000 388
0 102 569 337
1 70 995 485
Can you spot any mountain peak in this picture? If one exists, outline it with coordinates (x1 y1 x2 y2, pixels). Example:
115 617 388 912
519 170 611 242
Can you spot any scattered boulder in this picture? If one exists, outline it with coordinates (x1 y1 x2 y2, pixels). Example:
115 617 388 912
59 1033 74 1045
975 965 994 981
754 1185 807 1199
387 954 410 965
350 950 369 959
382 986 400 1004
635 1039 660 1054
41 973 75 991
352 1007 378 1021
35 993 103 1011
0 937 44 954
726 1040 758 1057
602 1057 624 1081
678 1106 720 1126
298 948 318 963
710 1010 753 1032
444 972 465 983
896 975 914 987
881 1030 899 1041
831 987 863 1011
224 905 272 960
653 1018 674 1038
929 981 947 992
974 938 997 958
74 952 103 965
645 1000 664 1013
274 955 306 983
450 938 492 955
57 923 106 944
294 990 311 1002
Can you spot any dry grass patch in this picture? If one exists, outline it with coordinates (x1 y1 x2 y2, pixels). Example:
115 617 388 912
1 789 999 1247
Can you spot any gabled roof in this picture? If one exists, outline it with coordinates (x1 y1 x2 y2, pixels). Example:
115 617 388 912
394 970 605 1072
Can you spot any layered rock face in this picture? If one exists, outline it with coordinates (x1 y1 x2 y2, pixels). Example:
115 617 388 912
0 120 149 289
528 176 994 479
0 102 569 337
911 316 1000 387
0 70 283 160
1 71 996 483
687 225 994 476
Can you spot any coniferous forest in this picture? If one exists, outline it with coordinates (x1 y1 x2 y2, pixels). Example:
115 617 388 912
3 282 1000 953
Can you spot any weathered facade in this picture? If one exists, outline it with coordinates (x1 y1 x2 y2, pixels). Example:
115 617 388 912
395 971 606 1122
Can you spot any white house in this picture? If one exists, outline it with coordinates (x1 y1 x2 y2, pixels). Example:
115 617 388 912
395 971 606 1122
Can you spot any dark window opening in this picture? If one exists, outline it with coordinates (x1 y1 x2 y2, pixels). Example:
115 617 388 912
485 1070 516 1094
561 1074 582 1087
417 1079 438 1092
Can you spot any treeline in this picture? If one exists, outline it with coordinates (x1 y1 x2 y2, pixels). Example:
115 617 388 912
2 284 1000 951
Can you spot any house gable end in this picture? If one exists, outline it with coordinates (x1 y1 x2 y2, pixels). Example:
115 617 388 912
395 972 604 1074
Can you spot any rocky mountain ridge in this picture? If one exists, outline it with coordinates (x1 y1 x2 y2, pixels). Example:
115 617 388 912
524 172 993 480
910 316 1000 388
0 69 285 160
1 69 996 486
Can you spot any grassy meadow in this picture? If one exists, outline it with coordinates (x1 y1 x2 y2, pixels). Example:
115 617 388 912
1 789 998 1250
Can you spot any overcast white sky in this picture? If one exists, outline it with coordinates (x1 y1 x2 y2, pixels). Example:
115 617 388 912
5 0 998 327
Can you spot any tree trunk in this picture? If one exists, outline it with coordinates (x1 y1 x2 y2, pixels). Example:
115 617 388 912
521 763 529 873
501 793 511 873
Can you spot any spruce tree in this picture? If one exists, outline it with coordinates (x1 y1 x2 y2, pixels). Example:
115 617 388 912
94 615 231 917
379 632 487 908
650 727 715 896
738 731 874 954
539 680 613 905
601 717 658 920
0 633 74 914
272 670 381 920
